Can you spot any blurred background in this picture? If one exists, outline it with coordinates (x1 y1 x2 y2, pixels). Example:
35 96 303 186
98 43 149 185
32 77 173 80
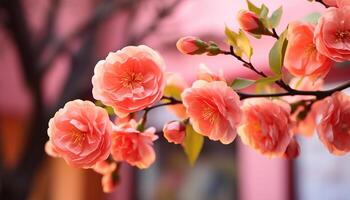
1 0 350 199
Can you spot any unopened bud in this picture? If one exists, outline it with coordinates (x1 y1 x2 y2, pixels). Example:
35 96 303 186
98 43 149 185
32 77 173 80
237 10 260 32
163 121 186 144
176 36 208 55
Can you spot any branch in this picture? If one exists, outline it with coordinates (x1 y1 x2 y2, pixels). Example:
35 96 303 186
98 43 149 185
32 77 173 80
314 0 330 8
37 0 135 76
126 0 183 45
237 80 350 100
140 97 182 128
222 46 293 92
36 0 60 57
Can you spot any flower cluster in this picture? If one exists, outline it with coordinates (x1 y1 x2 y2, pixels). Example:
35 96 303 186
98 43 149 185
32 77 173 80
45 0 350 193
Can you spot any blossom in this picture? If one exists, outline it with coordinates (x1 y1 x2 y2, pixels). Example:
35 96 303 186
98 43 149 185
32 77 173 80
317 92 350 155
47 100 112 168
93 160 117 175
92 45 166 117
111 121 158 169
284 138 301 159
336 0 350 7
285 22 332 79
102 173 118 193
314 7 350 62
324 0 338 7
176 36 207 55
197 63 226 83
181 80 242 144
237 10 260 32
238 99 292 157
163 121 186 144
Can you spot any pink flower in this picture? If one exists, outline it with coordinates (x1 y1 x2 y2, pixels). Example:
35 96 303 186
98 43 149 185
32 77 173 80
197 64 226 83
47 100 112 168
92 45 166 117
337 0 350 7
164 73 188 120
317 92 350 155
284 138 301 159
163 121 185 144
238 99 292 157
176 36 204 55
314 7 350 62
237 10 260 32
101 173 117 193
93 160 117 175
111 121 158 169
285 22 332 79
181 80 242 144
324 0 338 7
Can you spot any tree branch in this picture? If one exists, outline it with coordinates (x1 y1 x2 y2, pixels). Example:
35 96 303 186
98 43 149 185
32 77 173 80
37 0 135 76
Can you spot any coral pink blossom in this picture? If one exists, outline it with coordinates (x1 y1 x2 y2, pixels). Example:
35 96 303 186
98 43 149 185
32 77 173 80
237 10 259 31
102 173 118 193
181 80 242 144
197 64 226 83
47 100 112 168
324 0 338 6
314 7 350 62
164 73 188 119
337 0 350 7
176 36 201 55
284 138 301 159
111 121 158 169
285 22 332 79
92 45 166 117
285 77 323 137
317 92 350 155
163 121 185 144
45 141 59 157
238 99 292 157
93 161 117 175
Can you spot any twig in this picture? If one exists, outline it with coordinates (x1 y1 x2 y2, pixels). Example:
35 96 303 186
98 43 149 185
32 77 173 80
37 0 135 76
237 80 350 100
126 0 183 45
271 28 280 39
315 0 329 8
140 97 182 128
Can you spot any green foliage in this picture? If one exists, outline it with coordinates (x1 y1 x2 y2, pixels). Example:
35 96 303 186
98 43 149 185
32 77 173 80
95 100 115 115
302 12 321 24
255 75 281 92
231 78 255 90
269 29 288 75
183 123 204 166
269 6 283 28
225 26 253 59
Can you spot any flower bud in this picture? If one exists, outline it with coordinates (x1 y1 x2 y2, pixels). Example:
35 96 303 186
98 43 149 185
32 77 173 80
237 10 260 32
163 121 186 144
176 36 208 55
284 138 300 159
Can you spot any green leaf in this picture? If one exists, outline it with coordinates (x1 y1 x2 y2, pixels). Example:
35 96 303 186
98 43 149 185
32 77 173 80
95 100 115 115
231 78 255 90
163 85 183 101
225 26 238 47
302 12 321 24
269 29 288 75
246 0 261 15
255 75 281 92
225 26 253 59
259 4 269 19
237 30 253 59
269 6 283 28
183 124 204 165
